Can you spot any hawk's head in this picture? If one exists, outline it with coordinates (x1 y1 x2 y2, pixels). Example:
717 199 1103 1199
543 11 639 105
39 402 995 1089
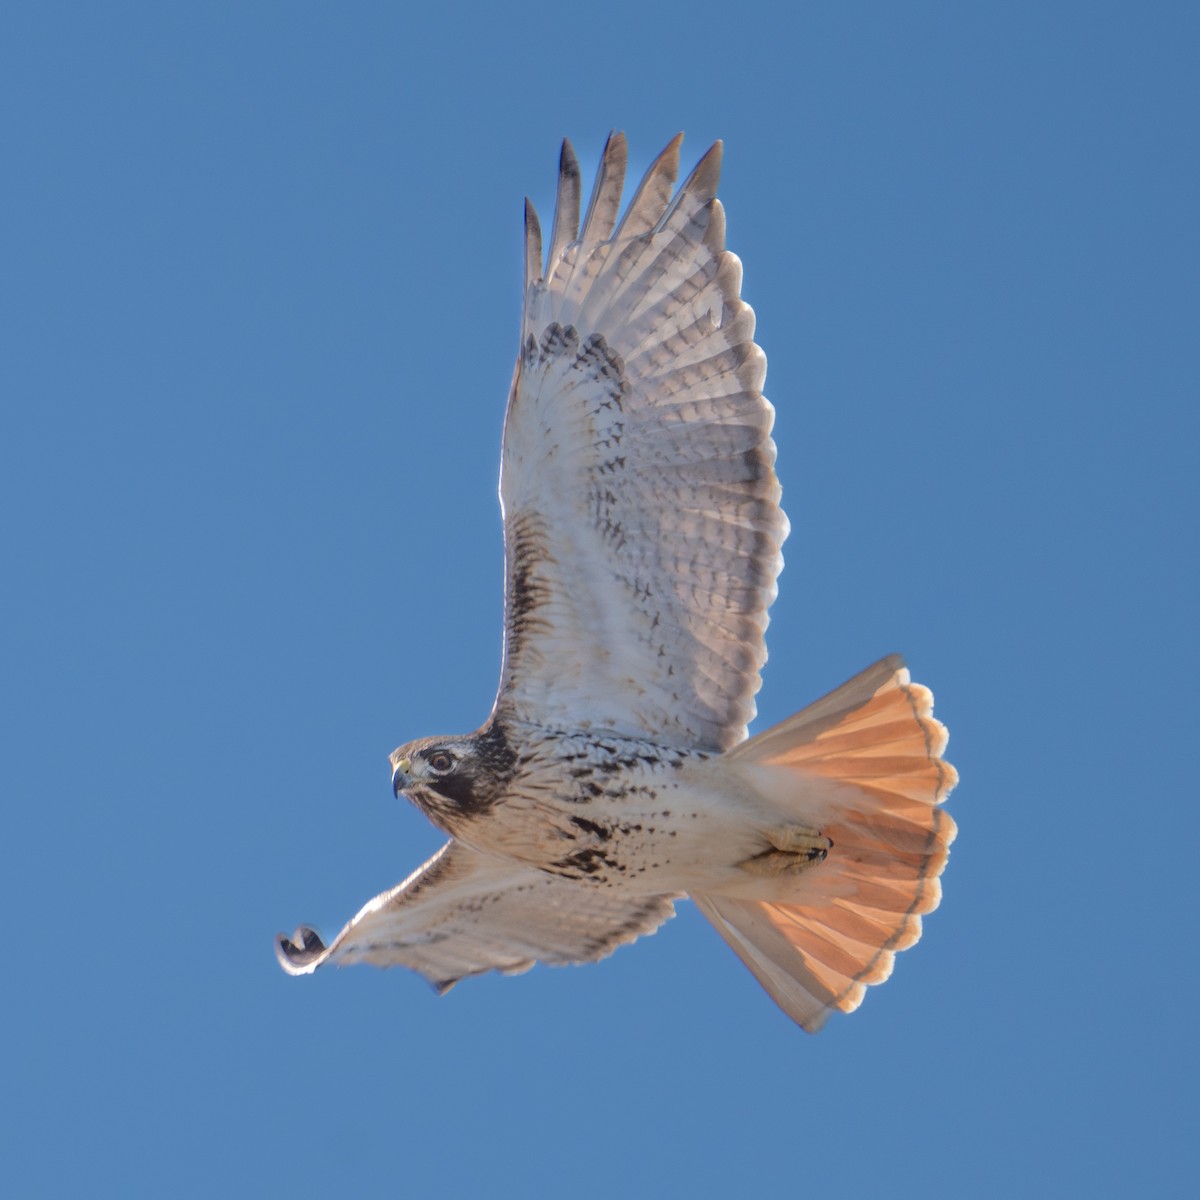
389 722 518 828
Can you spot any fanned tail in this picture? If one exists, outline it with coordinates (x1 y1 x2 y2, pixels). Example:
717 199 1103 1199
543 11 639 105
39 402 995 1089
696 655 958 1032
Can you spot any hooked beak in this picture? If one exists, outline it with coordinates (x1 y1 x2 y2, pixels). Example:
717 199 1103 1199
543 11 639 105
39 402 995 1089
392 756 412 797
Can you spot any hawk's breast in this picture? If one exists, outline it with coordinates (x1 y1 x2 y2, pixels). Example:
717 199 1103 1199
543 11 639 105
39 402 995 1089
454 729 734 891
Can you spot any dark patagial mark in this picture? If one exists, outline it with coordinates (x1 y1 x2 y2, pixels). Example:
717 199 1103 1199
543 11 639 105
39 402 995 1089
505 512 553 663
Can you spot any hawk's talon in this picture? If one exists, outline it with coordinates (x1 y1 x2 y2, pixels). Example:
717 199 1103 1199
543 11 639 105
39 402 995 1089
738 826 832 876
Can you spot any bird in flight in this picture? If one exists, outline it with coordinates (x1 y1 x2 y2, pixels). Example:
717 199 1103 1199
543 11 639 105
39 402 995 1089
276 133 957 1032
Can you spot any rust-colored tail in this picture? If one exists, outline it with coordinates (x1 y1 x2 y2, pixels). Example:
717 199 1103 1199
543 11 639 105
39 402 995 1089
695 655 958 1032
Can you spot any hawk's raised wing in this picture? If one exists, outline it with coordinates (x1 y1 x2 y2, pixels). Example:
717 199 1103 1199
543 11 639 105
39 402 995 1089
496 134 787 753
275 840 677 990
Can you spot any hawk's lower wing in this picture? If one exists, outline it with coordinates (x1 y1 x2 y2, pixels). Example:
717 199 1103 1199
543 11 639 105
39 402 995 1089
275 840 678 992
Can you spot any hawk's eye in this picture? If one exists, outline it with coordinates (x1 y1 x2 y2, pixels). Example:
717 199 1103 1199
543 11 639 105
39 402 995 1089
427 751 455 774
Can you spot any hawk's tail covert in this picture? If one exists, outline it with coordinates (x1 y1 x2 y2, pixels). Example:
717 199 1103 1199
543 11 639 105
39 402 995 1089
695 656 958 1032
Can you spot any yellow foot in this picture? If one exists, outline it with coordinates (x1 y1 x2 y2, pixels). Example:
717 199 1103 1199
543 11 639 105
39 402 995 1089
738 825 832 877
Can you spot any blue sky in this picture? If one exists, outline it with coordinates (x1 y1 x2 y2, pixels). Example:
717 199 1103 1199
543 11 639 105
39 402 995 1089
3 3 1196 1196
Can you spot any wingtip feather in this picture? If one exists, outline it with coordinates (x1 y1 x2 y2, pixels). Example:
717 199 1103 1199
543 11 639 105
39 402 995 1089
579 129 628 244
547 137 582 268
613 132 684 239
275 926 328 976
524 197 543 293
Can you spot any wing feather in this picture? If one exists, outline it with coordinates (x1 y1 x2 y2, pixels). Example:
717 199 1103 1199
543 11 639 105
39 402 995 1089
276 841 677 991
523 198 542 297
579 131 627 244
613 133 682 239
497 136 786 751
547 138 581 269
654 140 722 233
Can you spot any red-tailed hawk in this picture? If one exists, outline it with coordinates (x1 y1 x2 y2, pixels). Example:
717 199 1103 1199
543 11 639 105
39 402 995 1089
276 134 957 1032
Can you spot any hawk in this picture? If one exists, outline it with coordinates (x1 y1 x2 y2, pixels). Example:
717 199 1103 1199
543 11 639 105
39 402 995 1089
276 134 958 1032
